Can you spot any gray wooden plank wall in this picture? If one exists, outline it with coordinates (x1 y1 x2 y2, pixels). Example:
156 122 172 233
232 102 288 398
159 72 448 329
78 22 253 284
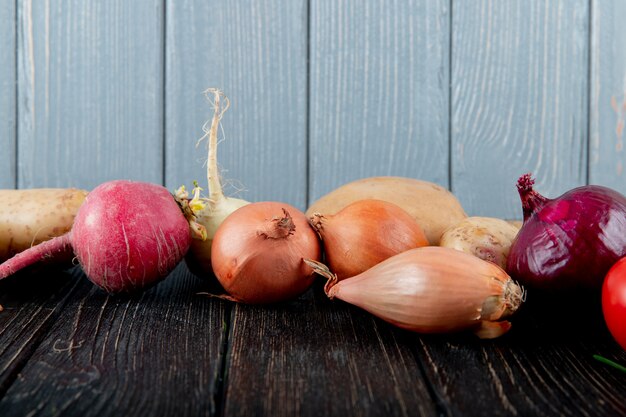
0 0 15 189
452 0 589 219
0 0 625 219
16 0 163 189
165 0 308 208
590 0 626 190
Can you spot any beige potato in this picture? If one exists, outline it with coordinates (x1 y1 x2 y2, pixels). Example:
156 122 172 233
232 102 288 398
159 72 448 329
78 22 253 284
439 216 520 269
306 177 466 245
0 188 88 261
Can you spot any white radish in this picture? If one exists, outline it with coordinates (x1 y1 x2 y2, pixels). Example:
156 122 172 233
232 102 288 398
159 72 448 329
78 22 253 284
177 89 249 276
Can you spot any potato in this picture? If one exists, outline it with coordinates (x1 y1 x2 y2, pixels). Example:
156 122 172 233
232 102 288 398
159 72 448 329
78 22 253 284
306 177 466 245
0 188 88 261
439 217 520 269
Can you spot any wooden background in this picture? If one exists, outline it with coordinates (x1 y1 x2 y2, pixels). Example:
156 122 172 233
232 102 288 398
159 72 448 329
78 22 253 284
2 0 624 219
2 1 626 416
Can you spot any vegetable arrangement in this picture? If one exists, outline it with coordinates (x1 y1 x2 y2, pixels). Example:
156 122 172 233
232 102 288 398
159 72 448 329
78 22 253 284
2 90 626 351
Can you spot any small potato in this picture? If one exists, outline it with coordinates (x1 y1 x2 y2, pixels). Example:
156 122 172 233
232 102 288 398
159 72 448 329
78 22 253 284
0 188 88 261
440 217 520 269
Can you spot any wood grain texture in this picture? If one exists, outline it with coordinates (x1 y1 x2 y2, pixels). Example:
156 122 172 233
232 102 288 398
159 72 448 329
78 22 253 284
17 0 164 189
222 288 437 417
0 265 229 417
0 0 16 189
414 294 626 416
308 0 450 205
589 0 626 190
451 0 589 218
0 268 81 397
165 0 308 209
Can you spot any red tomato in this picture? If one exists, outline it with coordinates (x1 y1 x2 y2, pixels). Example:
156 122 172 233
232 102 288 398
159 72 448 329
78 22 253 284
602 257 626 350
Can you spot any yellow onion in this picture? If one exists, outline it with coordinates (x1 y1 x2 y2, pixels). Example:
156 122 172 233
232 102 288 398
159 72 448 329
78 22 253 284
309 199 428 281
305 246 524 339
211 202 321 304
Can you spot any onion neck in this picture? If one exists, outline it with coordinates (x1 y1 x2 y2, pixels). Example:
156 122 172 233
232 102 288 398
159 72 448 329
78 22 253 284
309 213 325 235
258 209 296 239
517 173 548 221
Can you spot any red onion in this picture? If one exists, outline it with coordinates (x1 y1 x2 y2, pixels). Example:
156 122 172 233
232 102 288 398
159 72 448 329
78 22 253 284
506 174 626 290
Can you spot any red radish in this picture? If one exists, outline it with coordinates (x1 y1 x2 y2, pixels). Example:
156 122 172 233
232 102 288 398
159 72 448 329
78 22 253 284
0 180 191 293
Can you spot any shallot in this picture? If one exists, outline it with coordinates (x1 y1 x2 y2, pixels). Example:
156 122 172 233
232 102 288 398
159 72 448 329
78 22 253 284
306 246 524 339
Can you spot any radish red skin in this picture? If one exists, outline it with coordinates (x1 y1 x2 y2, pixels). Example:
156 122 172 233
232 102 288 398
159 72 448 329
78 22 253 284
72 181 191 292
0 180 191 293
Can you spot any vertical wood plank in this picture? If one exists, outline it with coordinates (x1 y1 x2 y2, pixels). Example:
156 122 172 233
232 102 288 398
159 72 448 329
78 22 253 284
589 0 626 190
308 0 450 204
17 0 164 189
451 0 589 218
165 0 308 209
0 0 16 189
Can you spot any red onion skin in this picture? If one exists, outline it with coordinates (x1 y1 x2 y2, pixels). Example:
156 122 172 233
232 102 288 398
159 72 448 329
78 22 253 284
507 174 626 290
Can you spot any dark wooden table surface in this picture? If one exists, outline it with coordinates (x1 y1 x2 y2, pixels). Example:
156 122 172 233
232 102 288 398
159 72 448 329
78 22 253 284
1 263 625 417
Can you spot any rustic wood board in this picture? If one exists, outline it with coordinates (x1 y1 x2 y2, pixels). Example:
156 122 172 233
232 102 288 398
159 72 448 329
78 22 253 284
308 0 451 205
16 0 164 189
451 0 589 218
0 0 16 189
0 265 229 417
413 294 626 416
0 267 81 397
589 0 626 191
165 0 308 209
222 287 437 417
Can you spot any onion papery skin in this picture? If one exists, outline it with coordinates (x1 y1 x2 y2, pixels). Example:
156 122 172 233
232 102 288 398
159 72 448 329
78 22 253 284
314 246 523 338
507 174 626 290
211 202 322 304
310 199 429 281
